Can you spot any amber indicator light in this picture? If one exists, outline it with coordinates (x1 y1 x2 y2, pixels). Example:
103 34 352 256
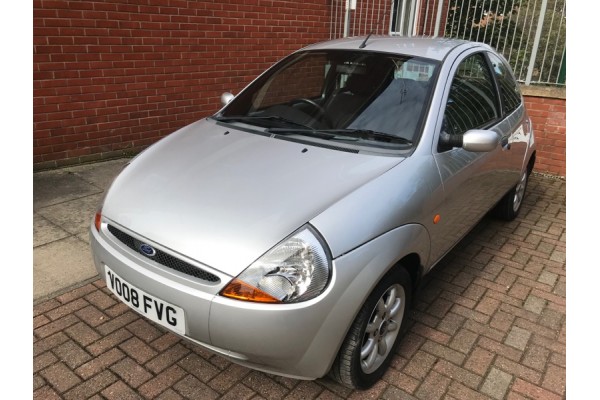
94 211 102 231
221 279 281 303
433 214 441 224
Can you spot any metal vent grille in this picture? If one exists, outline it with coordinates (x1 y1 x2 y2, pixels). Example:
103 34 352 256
107 225 220 283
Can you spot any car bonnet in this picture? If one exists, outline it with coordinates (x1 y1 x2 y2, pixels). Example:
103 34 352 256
101 119 404 277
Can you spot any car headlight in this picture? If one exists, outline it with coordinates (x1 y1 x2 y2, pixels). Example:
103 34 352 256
220 225 331 303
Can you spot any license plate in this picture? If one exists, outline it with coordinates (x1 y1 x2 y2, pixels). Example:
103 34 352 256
105 266 186 335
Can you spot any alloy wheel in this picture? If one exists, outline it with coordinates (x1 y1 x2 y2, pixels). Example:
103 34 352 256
513 171 528 213
360 284 405 374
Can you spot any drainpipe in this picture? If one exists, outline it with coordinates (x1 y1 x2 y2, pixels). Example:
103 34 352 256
344 0 357 37
525 0 549 85
433 0 444 37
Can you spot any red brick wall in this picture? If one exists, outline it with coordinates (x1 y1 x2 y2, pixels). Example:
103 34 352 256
348 0 392 37
415 0 448 36
260 54 327 107
33 0 330 169
523 95 566 177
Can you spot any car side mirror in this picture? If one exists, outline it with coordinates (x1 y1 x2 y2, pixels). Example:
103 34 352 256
439 130 500 152
220 92 235 106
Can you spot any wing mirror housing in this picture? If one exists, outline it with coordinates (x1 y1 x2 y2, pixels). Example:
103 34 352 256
220 92 235 106
439 130 500 152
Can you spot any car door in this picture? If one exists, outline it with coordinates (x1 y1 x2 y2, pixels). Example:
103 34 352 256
486 51 530 174
428 51 518 265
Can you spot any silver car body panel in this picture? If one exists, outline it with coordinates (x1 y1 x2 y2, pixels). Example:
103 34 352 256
310 154 442 261
300 36 469 62
90 36 536 381
101 118 403 276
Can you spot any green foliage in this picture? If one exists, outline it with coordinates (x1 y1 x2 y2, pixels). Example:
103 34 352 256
445 0 520 52
444 0 566 84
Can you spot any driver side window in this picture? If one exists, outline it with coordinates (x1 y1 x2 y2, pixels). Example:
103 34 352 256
444 53 499 137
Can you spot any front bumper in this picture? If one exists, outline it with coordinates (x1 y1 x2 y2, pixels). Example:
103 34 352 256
89 218 374 379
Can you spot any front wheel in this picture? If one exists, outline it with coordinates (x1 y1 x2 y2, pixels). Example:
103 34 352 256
330 268 412 389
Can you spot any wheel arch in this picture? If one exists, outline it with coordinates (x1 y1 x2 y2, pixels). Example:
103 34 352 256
316 224 430 379
527 150 536 174
326 226 428 388
392 252 424 295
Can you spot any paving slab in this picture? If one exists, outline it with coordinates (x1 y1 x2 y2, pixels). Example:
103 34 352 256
33 158 130 300
33 170 102 211
63 159 129 190
33 213 71 248
37 193 105 237
33 236 98 300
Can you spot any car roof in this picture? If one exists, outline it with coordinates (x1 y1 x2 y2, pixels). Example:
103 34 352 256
299 36 486 61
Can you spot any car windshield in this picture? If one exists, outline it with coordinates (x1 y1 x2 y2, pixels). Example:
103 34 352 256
215 50 439 150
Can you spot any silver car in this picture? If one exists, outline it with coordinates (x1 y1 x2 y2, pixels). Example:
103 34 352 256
90 36 535 389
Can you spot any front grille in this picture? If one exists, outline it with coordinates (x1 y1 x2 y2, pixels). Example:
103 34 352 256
107 225 220 283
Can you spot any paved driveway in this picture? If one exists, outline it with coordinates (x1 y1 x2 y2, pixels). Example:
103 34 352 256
33 170 565 399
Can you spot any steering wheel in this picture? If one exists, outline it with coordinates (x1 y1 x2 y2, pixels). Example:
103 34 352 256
289 98 333 127
292 98 325 114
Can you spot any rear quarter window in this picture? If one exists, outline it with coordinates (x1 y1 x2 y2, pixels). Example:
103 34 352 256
487 52 522 115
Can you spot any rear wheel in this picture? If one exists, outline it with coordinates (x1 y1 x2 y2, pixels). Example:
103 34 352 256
330 268 412 389
493 168 529 221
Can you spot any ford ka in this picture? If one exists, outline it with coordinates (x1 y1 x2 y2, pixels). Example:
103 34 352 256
90 36 536 389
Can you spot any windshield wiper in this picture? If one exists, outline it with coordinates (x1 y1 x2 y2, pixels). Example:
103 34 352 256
319 129 413 144
268 127 413 144
215 117 412 145
212 115 313 130
266 127 337 140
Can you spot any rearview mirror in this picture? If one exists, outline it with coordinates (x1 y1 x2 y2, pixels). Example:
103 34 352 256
220 92 234 106
462 130 500 152
439 130 500 152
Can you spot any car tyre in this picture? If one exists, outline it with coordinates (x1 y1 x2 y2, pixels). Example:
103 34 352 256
493 168 529 221
330 267 412 389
